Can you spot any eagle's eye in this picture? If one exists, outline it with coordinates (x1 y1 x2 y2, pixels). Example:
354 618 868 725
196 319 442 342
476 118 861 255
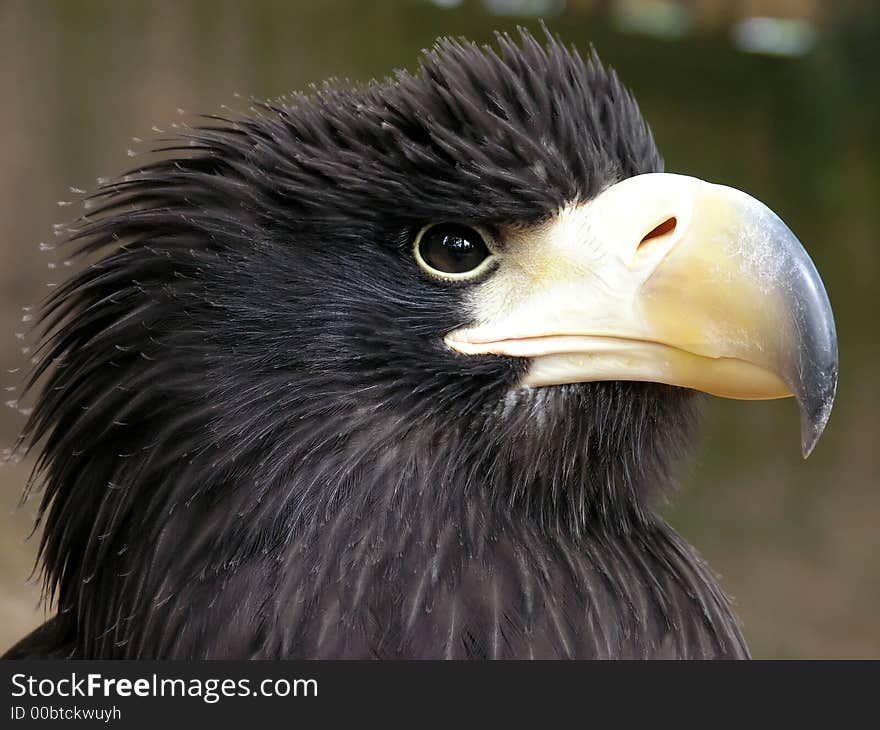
414 223 495 280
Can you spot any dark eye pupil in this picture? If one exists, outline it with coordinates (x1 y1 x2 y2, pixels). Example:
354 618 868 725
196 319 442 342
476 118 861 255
419 224 490 275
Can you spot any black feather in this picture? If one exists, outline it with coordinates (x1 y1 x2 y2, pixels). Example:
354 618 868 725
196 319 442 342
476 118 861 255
4 29 747 659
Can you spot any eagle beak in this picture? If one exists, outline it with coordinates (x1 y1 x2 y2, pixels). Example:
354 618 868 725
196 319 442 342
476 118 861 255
445 173 838 457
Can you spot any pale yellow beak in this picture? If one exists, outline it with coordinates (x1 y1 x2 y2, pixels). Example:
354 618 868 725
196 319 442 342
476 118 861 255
445 173 838 457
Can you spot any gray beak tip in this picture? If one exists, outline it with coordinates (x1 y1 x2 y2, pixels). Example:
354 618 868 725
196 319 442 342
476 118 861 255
799 364 838 459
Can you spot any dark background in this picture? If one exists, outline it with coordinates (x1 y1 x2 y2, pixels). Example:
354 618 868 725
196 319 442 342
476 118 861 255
0 0 877 658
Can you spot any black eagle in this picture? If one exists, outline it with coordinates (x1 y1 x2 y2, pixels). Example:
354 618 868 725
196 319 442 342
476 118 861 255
4 31 837 659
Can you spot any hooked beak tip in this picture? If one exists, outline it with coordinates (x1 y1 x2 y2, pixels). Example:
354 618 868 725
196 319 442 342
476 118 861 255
799 366 838 458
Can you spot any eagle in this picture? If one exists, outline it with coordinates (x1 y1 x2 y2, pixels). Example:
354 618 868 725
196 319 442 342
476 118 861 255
4 30 837 660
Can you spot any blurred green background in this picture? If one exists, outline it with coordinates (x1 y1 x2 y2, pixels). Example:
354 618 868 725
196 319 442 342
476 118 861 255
0 0 877 658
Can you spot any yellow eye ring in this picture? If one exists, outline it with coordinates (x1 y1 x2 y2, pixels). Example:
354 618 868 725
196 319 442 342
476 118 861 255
414 222 497 281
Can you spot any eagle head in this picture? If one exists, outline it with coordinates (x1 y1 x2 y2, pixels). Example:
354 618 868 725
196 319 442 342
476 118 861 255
15 30 836 659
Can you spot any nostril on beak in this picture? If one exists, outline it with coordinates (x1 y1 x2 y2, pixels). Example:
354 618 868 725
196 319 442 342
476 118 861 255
638 217 677 250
